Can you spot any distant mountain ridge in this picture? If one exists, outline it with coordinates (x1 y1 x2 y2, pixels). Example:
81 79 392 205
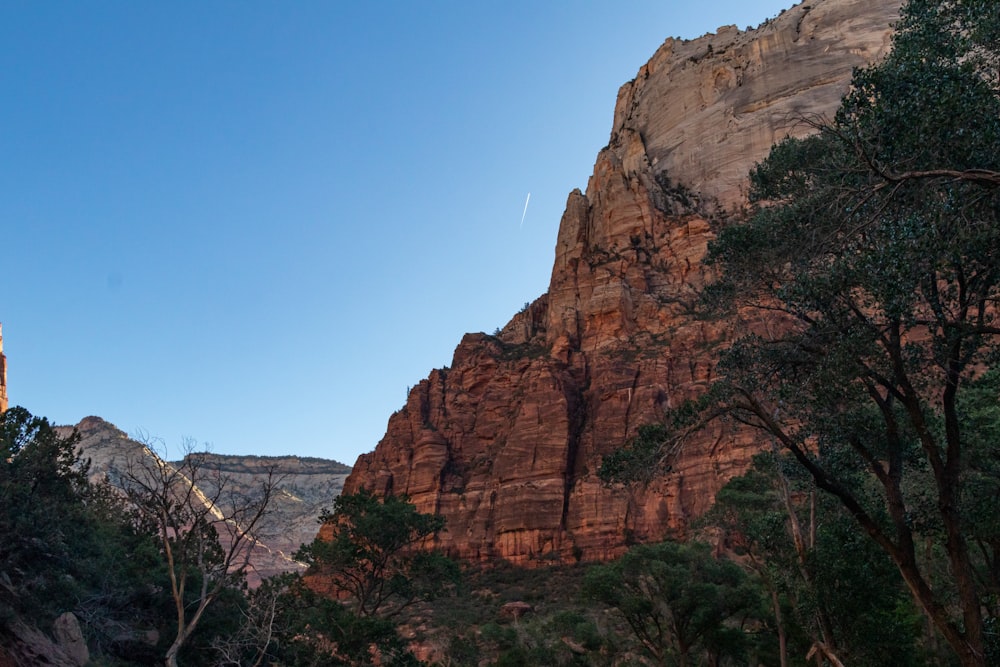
342 0 903 566
177 453 352 475
57 416 351 582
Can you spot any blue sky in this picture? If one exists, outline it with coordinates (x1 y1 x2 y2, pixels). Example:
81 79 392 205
2 1 795 464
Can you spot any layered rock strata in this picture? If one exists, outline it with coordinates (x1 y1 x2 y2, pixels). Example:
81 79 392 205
62 417 351 582
180 451 352 573
344 0 902 565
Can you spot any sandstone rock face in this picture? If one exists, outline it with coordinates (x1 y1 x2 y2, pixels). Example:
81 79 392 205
61 416 351 582
616 0 899 210
181 452 352 577
52 613 88 667
0 622 84 667
0 323 8 414
344 0 902 565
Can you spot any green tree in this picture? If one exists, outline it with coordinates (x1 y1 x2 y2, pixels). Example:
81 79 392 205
264 574 422 667
269 491 457 665
707 453 922 666
0 407 173 664
0 408 158 625
297 489 457 619
605 1 1000 664
705 456 815 667
0 405 90 618
584 540 761 667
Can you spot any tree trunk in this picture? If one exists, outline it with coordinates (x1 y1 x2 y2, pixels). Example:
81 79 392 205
775 456 839 655
165 641 181 667
769 587 788 667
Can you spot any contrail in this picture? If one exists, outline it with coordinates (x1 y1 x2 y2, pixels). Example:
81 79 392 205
519 192 531 228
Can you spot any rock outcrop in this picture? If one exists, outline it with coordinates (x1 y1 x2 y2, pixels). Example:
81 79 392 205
0 324 7 414
0 621 87 667
343 0 902 565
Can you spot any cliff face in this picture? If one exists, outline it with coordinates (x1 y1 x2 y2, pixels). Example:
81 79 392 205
0 324 8 414
344 0 902 565
180 452 352 575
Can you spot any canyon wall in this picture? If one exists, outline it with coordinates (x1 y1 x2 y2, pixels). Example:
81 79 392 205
344 0 903 565
0 324 7 414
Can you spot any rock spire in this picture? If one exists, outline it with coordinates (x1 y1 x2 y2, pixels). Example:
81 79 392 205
0 323 7 414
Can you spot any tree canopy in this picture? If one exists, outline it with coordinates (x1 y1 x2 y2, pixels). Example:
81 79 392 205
297 489 456 620
584 540 761 667
604 1 1000 664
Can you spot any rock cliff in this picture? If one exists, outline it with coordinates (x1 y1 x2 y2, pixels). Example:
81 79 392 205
343 0 902 565
0 324 8 414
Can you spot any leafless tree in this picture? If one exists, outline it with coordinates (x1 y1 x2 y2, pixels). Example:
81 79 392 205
120 437 279 667
209 576 284 667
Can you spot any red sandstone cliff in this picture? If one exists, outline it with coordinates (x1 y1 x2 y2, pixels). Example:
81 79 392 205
343 0 902 565
0 324 8 415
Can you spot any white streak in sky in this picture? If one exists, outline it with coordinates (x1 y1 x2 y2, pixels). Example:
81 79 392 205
519 192 531 228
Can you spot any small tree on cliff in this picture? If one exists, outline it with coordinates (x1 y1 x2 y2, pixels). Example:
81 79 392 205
121 439 279 667
296 488 457 618
604 1 1000 664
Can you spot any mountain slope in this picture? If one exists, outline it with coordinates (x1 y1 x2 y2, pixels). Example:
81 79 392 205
60 416 351 581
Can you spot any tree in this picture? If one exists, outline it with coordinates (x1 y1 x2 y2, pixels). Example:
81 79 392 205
606 1 1000 664
278 490 455 665
0 406 90 619
209 574 283 667
584 540 761 667
706 453 922 666
704 455 821 667
296 489 457 619
121 439 279 667
266 574 423 667
0 407 172 664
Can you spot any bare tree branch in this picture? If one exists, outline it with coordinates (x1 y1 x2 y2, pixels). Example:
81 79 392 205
119 438 280 667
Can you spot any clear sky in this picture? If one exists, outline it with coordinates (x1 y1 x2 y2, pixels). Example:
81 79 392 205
2 1 796 465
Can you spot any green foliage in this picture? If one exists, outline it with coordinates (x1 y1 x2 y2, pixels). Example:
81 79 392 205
548 610 603 651
274 491 461 664
598 423 674 485
266 574 423 667
956 369 1000 561
0 406 90 617
707 453 923 665
406 562 626 666
599 398 713 486
297 489 457 618
584 540 762 667
81 490 458 667
603 3 1000 662
0 407 175 664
